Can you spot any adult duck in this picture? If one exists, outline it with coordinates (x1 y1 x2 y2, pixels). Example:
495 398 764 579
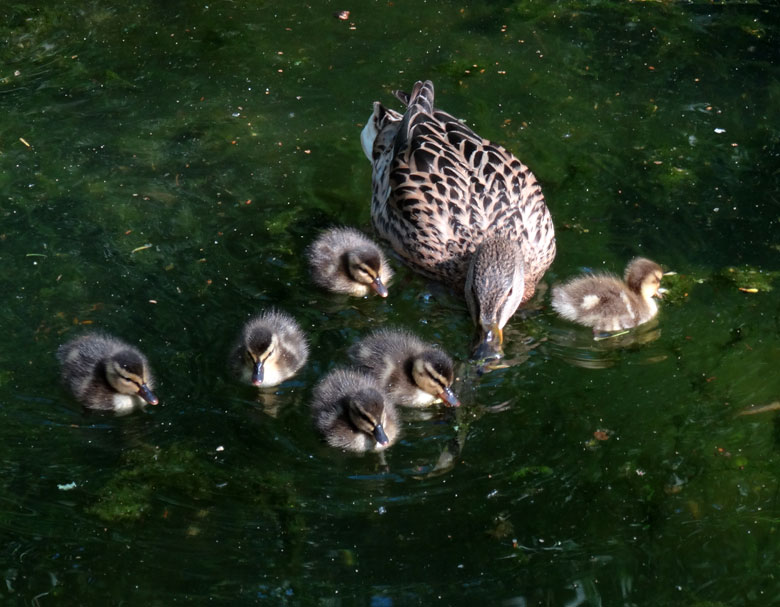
361 80 556 359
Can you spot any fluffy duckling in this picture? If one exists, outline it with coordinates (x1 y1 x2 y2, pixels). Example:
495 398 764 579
57 332 158 413
551 257 664 333
307 227 394 298
348 328 459 408
311 368 400 452
231 309 309 387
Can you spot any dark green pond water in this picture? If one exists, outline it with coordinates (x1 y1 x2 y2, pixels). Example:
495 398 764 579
2 1 779 605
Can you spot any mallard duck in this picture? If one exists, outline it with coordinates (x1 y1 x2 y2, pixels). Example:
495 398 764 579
348 328 459 408
361 80 556 359
311 368 400 452
231 309 309 387
57 332 158 413
551 257 664 333
307 227 394 298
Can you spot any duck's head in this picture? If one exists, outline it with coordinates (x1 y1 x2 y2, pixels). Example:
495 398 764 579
105 350 158 405
625 258 664 301
465 237 525 361
244 326 279 386
410 350 460 407
347 388 391 447
343 248 391 298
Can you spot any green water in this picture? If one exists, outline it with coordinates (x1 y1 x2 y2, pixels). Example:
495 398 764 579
1 1 779 605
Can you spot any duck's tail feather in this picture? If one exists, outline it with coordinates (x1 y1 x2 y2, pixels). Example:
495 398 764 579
392 81 435 153
393 80 434 113
361 101 403 161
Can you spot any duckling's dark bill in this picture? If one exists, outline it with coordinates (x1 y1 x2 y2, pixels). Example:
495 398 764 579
252 361 265 386
138 384 159 405
438 387 460 407
371 277 389 298
372 424 389 446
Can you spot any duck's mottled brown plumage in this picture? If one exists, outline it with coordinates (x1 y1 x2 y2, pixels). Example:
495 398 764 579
364 80 556 300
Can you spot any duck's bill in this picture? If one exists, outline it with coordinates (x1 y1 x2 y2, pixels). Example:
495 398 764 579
372 423 389 446
438 386 460 407
252 361 265 386
138 384 159 406
371 277 389 298
472 323 504 361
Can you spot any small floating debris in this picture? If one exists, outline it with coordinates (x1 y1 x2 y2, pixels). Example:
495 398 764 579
593 329 630 342
57 482 77 491
722 266 776 293
131 243 153 254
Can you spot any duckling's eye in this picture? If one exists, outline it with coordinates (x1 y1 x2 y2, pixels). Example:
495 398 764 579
355 264 376 280
117 373 140 388
423 364 447 392
354 409 376 429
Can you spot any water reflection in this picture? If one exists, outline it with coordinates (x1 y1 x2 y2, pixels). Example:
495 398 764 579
546 318 666 369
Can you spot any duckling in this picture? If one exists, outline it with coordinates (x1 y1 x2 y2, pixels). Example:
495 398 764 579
57 332 159 413
311 368 400 452
551 257 664 333
307 227 394 297
231 309 309 387
362 80 556 358
348 328 460 408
